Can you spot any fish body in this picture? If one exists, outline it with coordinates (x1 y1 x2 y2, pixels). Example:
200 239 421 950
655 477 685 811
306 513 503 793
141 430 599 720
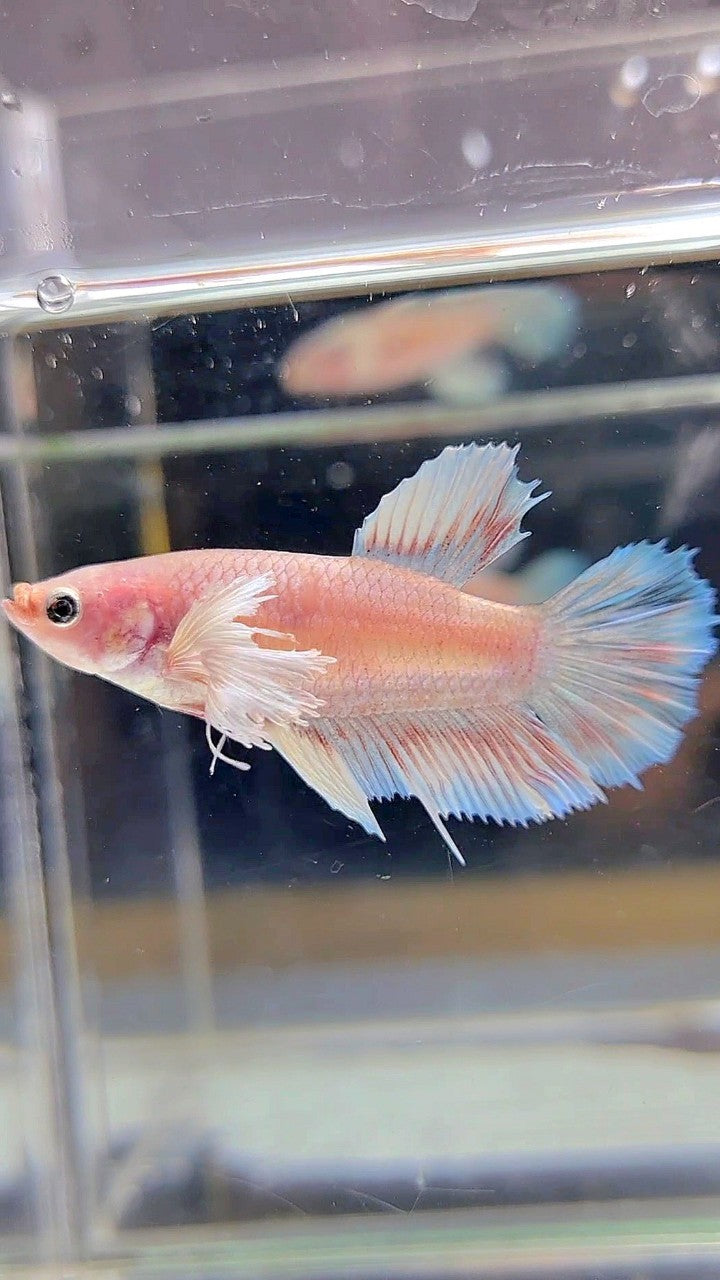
4 443 716 864
8 549 539 721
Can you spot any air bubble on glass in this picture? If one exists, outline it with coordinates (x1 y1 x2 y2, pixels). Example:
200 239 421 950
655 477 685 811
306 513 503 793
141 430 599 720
36 273 75 314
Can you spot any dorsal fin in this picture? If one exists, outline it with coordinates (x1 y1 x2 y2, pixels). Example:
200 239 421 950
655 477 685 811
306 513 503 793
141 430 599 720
352 442 546 587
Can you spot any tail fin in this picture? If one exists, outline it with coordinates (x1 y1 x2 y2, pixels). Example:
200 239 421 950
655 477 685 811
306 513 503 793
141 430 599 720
535 541 718 790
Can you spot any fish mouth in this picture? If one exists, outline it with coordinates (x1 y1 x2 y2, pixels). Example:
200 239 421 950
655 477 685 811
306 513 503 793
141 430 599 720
2 584 33 627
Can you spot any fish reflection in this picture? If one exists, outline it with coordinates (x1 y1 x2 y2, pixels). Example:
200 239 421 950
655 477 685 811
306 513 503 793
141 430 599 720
3 443 715 865
466 548 589 605
280 283 580 400
660 427 720 535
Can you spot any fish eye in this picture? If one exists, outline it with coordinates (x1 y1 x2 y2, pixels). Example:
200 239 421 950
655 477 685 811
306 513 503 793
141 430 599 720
45 589 82 627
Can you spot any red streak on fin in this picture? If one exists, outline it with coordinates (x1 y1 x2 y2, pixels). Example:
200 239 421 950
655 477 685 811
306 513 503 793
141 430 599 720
352 442 547 587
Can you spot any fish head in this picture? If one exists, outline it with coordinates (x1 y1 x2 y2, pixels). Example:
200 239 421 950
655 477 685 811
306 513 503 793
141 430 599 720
2 563 159 676
279 325 359 398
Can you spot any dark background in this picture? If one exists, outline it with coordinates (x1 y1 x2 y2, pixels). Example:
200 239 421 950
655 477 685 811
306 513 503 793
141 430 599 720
7 263 720 896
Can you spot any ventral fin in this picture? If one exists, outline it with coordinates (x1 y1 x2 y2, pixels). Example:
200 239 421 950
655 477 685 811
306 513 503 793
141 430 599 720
269 724 386 841
165 573 335 751
352 442 547 587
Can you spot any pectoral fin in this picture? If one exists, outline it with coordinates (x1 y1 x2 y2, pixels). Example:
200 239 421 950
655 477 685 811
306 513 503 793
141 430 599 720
165 573 335 752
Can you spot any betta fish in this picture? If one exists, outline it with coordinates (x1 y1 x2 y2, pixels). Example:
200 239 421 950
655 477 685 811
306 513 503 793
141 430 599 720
279 284 579 399
3 443 716 865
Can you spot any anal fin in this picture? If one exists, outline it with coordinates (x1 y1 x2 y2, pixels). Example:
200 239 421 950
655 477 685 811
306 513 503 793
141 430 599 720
269 724 386 842
316 705 603 862
421 806 466 867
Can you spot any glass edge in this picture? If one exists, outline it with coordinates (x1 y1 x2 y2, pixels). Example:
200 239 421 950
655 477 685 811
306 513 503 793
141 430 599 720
5 1202 720 1278
2 192 720 333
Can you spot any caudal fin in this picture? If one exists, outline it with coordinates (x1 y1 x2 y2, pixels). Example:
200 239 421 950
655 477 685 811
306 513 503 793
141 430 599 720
535 541 718 790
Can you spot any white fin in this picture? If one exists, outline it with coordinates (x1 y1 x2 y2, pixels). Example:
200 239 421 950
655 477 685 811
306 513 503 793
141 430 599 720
269 724 385 841
317 705 602 863
420 806 467 867
352 442 546 586
165 573 335 751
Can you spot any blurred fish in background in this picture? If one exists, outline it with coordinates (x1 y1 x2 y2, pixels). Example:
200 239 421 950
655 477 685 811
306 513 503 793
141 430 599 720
465 547 590 604
279 282 581 403
580 423 720 836
659 425 720 536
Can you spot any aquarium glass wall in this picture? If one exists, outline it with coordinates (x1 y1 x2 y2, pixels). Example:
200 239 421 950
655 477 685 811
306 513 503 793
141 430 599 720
2 4 720 1280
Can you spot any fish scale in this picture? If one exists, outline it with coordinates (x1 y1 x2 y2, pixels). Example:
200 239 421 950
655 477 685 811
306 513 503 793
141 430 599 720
153 547 539 720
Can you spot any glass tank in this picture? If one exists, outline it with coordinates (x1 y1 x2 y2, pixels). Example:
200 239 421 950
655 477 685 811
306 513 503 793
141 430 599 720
2 4 720 1280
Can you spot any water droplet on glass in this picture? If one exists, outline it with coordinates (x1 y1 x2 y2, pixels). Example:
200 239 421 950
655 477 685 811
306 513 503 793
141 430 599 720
610 55 650 107
400 0 479 16
622 332 637 349
44 353 58 369
619 55 649 93
642 74 700 117
125 394 142 418
0 90 22 111
339 136 364 170
36 273 75 314
91 366 104 380
326 460 354 491
625 283 636 299
461 129 492 169
696 44 720 81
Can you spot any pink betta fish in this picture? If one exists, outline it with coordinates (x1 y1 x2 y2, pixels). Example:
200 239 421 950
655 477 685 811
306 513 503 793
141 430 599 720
3 443 716 864
280 284 579 399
